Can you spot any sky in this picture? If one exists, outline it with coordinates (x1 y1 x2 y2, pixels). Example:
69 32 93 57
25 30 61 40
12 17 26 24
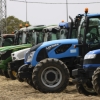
7 0 100 26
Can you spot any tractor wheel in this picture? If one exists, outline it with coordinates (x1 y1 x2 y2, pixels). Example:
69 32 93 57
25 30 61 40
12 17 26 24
17 74 24 82
8 70 16 80
92 67 100 95
0 69 4 76
26 78 37 90
76 83 97 96
2 70 10 78
32 58 69 93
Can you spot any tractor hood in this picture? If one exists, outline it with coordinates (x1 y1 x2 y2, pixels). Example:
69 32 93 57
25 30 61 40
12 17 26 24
83 49 100 69
41 39 78 47
85 49 100 55
30 38 79 66
11 47 30 61
0 44 32 52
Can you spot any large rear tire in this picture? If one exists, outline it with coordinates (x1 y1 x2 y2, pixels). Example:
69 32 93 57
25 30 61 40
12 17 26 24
92 67 100 95
76 83 97 96
32 58 69 93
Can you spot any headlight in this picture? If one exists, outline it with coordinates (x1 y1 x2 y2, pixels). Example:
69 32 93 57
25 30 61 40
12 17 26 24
0 51 7 55
84 54 96 59
26 51 35 62
12 57 16 61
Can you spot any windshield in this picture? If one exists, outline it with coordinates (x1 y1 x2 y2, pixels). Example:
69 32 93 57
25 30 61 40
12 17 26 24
77 16 85 42
78 16 100 50
59 29 68 39
27 30 45 45
86 17 100 44
0 37 2 46
36 31 44 43
58 28 77 39
47 29 68 41
71 28 77 38
17 31 26 44
27 31 37 45
3 37 14 46
44 32 57 41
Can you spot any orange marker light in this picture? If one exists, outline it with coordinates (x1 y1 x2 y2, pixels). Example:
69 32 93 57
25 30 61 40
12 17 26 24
62 20 64 22
74 45 76 48
19 24 22 28
25 23 29 27
12 32 14 34
85 8 88 13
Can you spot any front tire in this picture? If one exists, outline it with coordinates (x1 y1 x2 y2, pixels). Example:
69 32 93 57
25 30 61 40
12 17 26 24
2 70 10 78
0 69 3 76
26 78 37 90
76 83 97 96
32 58 69 93
92 67 100 95
8 70 16 80
17 74 24 82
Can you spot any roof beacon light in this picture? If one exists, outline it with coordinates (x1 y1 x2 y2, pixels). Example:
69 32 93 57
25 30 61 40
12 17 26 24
25 23 29 27
19 24 23 28
62 20 64 22
85 8 88 14
12 32 14 34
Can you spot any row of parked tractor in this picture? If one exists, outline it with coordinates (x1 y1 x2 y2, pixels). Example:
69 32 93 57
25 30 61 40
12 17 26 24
0 8 100 96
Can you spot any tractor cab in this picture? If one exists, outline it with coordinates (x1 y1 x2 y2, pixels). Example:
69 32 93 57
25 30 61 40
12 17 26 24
31 25 47 44
76 12 100 57
0 34 15 47
43 25 61 41
15 25 47 45
71 8 100 95
59 21 78 39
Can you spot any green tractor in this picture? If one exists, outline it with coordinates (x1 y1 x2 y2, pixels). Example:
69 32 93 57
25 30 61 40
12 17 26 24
0 33 15 75
0 25 47 78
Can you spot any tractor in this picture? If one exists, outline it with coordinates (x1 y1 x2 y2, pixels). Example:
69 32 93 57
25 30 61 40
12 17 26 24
72 48 100 96
17 8 100 93
0 33 15 75
16 12 85 92
0 25 47 78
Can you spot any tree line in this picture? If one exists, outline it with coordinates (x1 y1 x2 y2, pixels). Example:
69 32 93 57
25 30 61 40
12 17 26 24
0 16 30 34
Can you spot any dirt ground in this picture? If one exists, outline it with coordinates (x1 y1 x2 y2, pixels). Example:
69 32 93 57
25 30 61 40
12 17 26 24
0 76 100 100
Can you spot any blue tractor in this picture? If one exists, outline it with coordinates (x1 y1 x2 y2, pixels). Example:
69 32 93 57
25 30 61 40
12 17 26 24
72 49 100 96
17 9 100 93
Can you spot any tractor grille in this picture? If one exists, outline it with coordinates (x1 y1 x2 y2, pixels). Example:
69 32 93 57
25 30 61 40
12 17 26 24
36 48 48 62
55 44 72 54
1 50 12 60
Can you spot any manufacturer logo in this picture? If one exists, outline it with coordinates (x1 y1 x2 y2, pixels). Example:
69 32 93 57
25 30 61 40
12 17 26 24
46 44 59 51
70 49 77 53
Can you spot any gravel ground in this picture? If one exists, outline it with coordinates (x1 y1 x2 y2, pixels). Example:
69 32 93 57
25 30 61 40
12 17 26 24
0 76 100 100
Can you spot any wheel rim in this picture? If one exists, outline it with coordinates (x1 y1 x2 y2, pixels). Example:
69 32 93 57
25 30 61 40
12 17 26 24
41 66 62 88
83 83 95 93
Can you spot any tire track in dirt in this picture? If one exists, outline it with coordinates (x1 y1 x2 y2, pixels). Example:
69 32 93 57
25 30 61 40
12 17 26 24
0 76 100 100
